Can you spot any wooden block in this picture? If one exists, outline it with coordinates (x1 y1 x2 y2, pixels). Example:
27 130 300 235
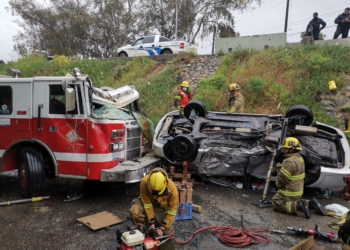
179 189 186 203
173 173 191 179
185 182 193 188
186 188 193 203
192 204 202 213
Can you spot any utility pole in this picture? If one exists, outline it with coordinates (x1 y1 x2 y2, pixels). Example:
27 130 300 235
284 0 290 33
175 0 178 40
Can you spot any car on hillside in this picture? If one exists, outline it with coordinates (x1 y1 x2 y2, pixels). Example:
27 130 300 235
153 100 350 191
117 35 197 57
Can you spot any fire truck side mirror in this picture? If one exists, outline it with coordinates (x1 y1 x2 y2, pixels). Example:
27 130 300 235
65 87 76 112
62 80 76 113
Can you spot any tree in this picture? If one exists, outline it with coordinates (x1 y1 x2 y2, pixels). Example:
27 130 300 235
8 0 147 58
142 0 260 43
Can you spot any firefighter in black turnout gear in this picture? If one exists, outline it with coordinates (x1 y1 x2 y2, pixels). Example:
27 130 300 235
334 7 350 39
305 12 326 41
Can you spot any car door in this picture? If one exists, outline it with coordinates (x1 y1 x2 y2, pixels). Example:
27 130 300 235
133 38 144 57
139 36 156 56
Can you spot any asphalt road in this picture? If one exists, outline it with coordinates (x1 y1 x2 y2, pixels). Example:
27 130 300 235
0 172 347 250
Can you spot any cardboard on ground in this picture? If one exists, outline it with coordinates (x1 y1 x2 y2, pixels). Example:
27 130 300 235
77 211 123 230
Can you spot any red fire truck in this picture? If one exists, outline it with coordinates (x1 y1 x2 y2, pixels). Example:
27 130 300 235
0 68 161 198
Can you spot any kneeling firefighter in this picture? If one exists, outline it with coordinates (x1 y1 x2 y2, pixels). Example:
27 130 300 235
129 168 179 236
272 137 326 218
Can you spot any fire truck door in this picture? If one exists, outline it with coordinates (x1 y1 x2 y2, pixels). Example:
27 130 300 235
33 80 88 178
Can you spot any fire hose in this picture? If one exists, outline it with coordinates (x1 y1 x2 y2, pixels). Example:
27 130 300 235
170 226 271 248
167 216 337 249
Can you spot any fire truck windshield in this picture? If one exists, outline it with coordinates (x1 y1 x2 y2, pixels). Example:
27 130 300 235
92 104 133 120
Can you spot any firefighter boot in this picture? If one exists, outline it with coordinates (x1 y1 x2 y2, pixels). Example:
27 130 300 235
297 199 311 219
308 198 326 216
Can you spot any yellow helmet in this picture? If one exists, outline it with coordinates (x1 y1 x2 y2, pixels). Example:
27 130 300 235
181 81 190 88
282 137 302 150
147 168 168 195
228 83 241 91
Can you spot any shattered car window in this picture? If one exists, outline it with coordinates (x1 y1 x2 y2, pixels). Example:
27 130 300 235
93 104 133 120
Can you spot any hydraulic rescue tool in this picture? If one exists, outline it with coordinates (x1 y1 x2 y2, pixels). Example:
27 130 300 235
271 224 338 242
252 118 289 208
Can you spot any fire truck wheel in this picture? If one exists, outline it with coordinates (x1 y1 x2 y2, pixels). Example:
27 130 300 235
18 148 46 198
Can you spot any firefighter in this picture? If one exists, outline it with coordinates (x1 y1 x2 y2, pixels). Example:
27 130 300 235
272 137 325 218
339 218 350 250
228 83 244 113
174 81 193 116
305 12 326 41
129 168 179 236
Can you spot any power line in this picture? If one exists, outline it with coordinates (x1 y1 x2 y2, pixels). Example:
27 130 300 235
236 5 344 31
235 1 285 22
240 10 340 36
287 25 336 37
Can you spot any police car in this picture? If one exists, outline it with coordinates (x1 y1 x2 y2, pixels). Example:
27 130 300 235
117 35 197 57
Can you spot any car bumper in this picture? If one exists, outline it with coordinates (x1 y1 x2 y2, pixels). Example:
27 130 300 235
100 154 162 183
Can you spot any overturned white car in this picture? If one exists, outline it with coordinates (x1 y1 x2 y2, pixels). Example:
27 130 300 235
153 101 350 191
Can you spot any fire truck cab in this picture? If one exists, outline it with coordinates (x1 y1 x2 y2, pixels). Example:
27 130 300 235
0 68 161 198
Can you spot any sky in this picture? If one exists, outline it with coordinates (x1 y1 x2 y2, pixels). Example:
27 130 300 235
0 0 349 61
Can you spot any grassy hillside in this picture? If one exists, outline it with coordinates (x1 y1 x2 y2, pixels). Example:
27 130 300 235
1 46 350 138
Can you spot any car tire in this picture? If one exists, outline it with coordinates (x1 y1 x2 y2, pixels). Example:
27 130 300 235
170 134 198 162
119 52 128 57
18 147 46 198
161 50 172 55
285 105 314 126
184 100 207 119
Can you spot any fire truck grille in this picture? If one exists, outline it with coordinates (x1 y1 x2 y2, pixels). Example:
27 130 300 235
126 128 141 161
127 138 140 149
127 128 141 138
126 148 141 161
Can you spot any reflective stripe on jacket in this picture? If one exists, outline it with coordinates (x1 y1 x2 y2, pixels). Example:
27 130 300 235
276 153 305 198
176 89 192 108
140 174 179 228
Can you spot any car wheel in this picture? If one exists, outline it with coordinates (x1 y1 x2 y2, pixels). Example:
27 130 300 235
184 100 207 119
18 147 46 198
119 52 128 57
285 105 314 126
170 134 198 162
161 50 172 55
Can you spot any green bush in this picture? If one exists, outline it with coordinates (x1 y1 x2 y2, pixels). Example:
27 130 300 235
265 83 289 102
198 74 226 90
306 53 331 71
247 77 266 93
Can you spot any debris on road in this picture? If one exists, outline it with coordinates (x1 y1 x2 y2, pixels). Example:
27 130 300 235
63 193 83 203
77 211 124 231
290 236 325 250
192 204 202 213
